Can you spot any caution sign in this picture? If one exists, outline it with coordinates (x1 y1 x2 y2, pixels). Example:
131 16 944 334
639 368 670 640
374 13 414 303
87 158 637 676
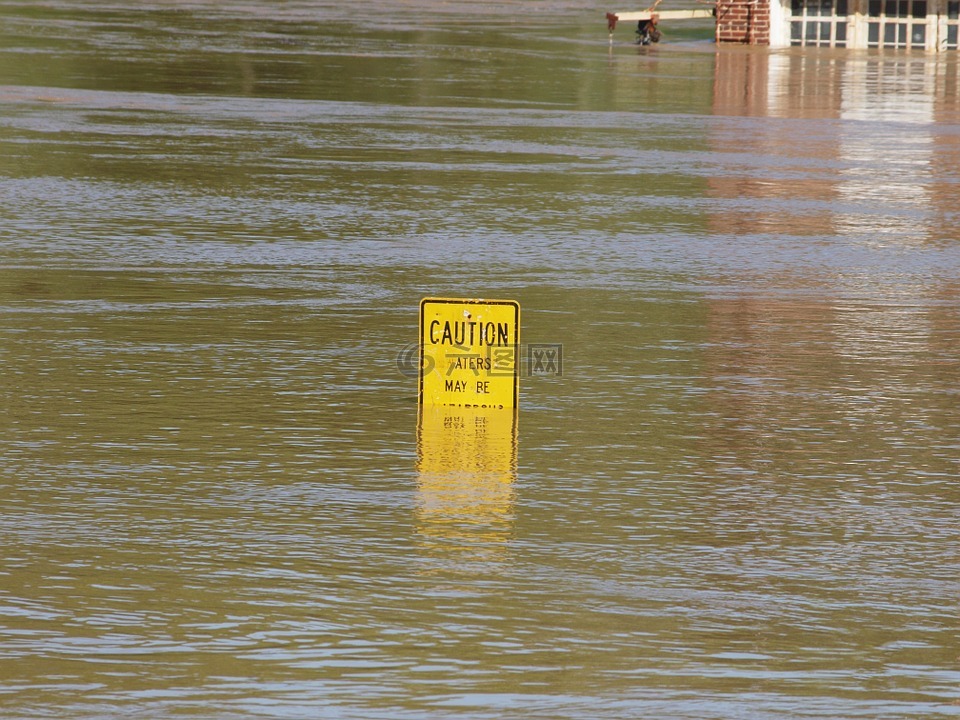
419 297 520 408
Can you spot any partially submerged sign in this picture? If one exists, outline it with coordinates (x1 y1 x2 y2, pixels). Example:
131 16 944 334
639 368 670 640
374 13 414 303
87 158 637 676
419 297 520 408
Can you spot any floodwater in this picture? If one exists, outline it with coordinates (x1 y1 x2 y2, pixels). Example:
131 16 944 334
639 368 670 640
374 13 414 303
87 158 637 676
2 1 960 718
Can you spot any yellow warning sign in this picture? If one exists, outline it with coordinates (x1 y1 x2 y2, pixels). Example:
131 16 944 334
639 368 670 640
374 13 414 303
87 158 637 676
419 297 520 408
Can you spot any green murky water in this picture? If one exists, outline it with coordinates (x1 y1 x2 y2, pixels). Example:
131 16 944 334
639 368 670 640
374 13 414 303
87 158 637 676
2 2 960 718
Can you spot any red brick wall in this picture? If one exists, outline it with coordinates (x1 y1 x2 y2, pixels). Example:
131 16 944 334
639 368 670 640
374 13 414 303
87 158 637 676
716 0 771 44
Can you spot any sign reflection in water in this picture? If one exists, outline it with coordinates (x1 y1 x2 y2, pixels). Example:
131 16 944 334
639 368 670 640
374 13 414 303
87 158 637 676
415 405 518 569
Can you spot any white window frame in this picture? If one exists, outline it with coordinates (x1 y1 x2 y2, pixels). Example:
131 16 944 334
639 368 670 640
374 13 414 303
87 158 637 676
940 0 960 48
852 0 937 50
780 0 958 48
789 0 852 46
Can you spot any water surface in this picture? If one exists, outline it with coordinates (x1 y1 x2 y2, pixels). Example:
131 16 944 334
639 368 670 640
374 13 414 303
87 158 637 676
2 2 960 718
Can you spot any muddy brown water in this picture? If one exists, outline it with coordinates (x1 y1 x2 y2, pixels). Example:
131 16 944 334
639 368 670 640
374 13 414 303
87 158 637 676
2 2 960 718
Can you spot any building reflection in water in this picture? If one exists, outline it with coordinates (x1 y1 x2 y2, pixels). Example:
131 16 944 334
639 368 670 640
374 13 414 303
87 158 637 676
712 48 958 244
702 48 958 473
837 57 938 244
415 405 518 572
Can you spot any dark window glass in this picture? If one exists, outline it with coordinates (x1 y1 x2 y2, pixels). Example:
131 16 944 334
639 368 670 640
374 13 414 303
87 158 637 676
838 0 848 15
837 22 847 40
884 23 896 42
820 21 831 39
949 1 960 19
948 25 958 46
792 20 803 40
792 0 803 14
912 24 925 43
913 0 926 15
807 20 820 38
885 0 897 16
868 21 880 42
869 0 881 15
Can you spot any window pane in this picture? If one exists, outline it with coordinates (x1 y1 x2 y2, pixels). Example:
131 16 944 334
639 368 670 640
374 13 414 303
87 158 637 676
820 21 831 39
837 0 848 15
792 20 803 41
885 0 897 16
948 25 958 46
912 24 925 43
869 0 881 15
885 23 896 42
807 20 820 38
949 1 960 19
913 0 926 16
792 0 803 14
837 21 847 40
868 22 880 41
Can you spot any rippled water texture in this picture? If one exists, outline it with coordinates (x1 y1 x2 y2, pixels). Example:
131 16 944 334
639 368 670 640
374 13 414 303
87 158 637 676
2 1 960 718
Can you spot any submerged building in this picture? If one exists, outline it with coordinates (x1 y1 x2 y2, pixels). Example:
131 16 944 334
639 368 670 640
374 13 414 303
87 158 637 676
717 0 960 49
